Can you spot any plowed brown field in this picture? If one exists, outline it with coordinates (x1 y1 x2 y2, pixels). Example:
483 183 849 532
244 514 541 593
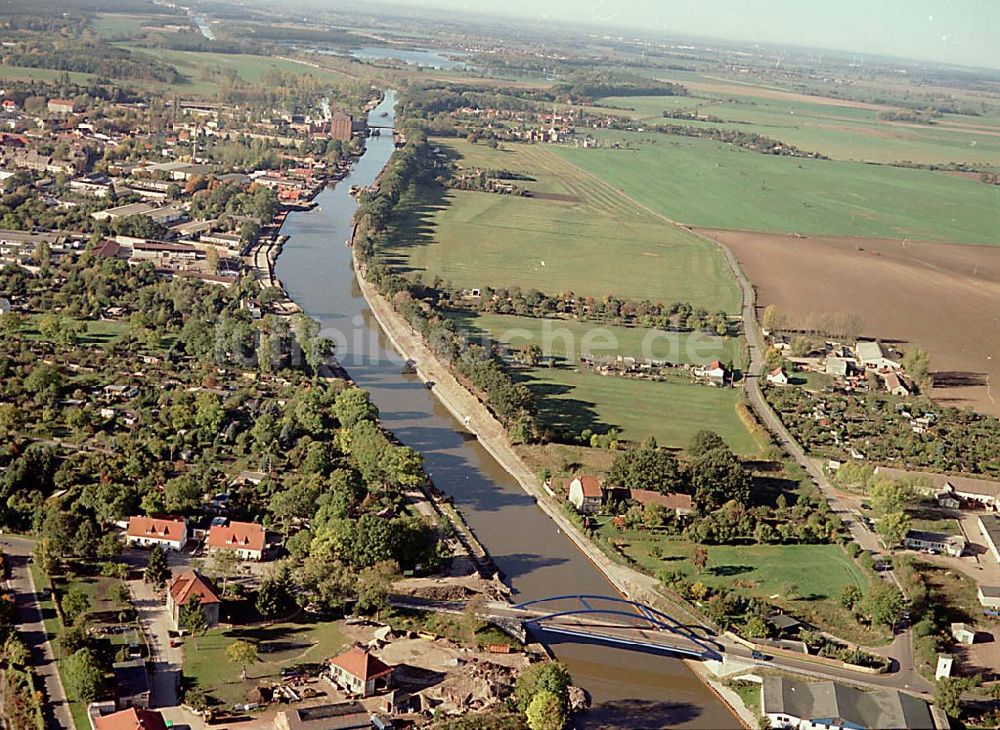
700 229 1000 417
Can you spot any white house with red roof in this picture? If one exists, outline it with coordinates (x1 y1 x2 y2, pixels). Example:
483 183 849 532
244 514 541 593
167 570 220 629
206 520 266 561
694 360 728 384
568 474 603 514
766 367 789 385
327 646 393 697
126 516 187 551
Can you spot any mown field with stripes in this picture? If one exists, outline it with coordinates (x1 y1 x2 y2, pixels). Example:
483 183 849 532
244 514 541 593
381 139 742 312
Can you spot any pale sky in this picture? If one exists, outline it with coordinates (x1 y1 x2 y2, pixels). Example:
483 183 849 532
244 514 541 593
378 0 1000 70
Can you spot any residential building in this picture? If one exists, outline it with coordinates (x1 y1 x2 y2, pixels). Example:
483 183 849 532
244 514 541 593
977 585 1000 611
695 359 727 384
206 520 266 561
627 489 695 518
327 646 393 697
767 367 789 385
979 514 1000 562
125 516 187 551
167 571 220 630
113 660 150 710
950 623 976 645
901 529 965 557
274 701 371 730
47 99 78 115
568 475 603 514
760 676 934 730
94 707 168 730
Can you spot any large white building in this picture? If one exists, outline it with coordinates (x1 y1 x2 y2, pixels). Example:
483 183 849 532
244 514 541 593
761 677 934 730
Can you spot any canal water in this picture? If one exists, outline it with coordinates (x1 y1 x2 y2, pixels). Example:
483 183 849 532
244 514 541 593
275 91 737 729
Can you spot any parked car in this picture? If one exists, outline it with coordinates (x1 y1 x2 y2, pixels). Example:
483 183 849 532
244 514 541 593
751 650 772 661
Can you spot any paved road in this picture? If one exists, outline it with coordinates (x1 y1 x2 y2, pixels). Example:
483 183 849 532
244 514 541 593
545 150 929 691
1 535 73 730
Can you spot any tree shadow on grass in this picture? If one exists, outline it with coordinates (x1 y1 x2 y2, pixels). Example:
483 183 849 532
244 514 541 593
377 183 449 275
711 564 752 577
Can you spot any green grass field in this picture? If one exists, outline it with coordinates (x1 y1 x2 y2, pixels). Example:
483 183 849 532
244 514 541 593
446 311 742 367
554 131 1000 244
521 365 760 453
184 621 346 706
92 13 149 38
597 93 1000 167
381 139 742 311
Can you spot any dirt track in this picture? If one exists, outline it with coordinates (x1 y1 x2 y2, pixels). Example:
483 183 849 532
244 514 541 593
700 229 1000 417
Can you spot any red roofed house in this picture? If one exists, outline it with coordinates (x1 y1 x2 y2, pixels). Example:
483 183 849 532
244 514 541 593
95 707 168 730
766 367 789 385
47 99 78 115
327 646 393 697
628 489 695 519
207 521 266 561
167 570 220 629
126 516 187 551
568 474 603 514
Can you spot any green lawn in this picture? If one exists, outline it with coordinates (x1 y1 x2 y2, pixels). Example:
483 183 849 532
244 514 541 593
445 311 742 368
520 365 761 453
600 533 885 643
553 131 1000 244
607 537 868 600
184 621 346 707
381 139 742 312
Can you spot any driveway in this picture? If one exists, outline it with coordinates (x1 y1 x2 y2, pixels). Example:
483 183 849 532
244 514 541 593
126 551 206 729
1 535 73 730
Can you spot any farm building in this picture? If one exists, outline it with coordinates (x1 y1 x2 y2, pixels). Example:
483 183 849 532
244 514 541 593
978 586 1000 611
854 341 900 370
950 623 977 645
274 701 370 730
980 515 1000 562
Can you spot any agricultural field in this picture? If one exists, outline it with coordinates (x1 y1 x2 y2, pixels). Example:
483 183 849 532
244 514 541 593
381 138 742 311
444 311 742 368
122 46 353 95
712 229 1000 417
596 91 1000 167
91 13 154 39
553 131 1000 244
519 365 761 454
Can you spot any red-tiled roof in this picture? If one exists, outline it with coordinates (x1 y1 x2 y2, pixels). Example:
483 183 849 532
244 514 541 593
207 521 265 553
95 708 168 730
769 367 786 377
328 646 392 682
169 570 220 606
709 360 724 370
127 515 185 541
574 475 602 498
629 490 694 512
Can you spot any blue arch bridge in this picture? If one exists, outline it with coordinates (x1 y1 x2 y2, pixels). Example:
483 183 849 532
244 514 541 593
390 594 723 661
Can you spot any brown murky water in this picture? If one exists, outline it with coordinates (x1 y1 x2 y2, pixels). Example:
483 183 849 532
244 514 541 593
275 91 738 729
